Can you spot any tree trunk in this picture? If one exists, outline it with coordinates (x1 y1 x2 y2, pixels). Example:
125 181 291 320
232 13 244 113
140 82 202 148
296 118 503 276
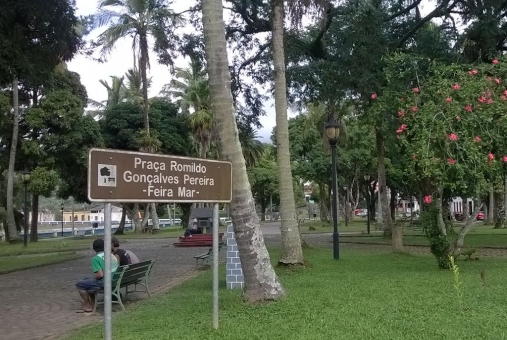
260 202 266 221
128 203 142 233
141 203 149 230
202 0 284 301
436 189 447 236
272 0 304 265
7 77 19 242
180 203 192 230
487 187 494 224
376 131 402 251
114 205 127 235
462 196 469 223
389 187 396 223
139 32 150 136
453 198 482 256
150 203 159 229
30 194 39 242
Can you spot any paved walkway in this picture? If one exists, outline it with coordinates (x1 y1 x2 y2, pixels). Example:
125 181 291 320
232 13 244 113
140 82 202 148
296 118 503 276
0 238 223 340
2 225 507 340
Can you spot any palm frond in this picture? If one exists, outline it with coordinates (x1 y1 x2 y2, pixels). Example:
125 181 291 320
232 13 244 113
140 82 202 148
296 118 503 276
98 0 128 9
92 9 122 29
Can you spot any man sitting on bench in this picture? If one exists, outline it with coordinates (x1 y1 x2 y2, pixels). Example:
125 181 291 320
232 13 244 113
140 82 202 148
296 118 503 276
111 237 140 266
75 239 119 313
182 219 202 238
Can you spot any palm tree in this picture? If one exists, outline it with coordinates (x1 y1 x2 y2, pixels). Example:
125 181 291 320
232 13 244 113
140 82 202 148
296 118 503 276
163 57 214 158
239 128 264 168
93 0 179 137
272 0 304 264
201 0 285 301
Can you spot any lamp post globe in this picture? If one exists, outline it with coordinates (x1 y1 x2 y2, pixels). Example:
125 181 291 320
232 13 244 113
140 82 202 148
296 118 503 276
325 115 340 259
22 170 30 247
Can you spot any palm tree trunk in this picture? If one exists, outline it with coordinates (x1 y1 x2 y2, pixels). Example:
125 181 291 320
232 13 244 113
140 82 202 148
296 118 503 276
139 32 150 136
7 77 20 242
376 131 402 251
272 0 304 265
202 0 284 301
150 203 159 229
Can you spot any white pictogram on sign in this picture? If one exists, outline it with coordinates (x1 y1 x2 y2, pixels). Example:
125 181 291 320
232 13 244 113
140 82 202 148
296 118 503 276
98 164 117 187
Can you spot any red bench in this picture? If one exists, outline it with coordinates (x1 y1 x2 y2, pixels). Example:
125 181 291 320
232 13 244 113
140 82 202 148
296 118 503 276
173 233 224 247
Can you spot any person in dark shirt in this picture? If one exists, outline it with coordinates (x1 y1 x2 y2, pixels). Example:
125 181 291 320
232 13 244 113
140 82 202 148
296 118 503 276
111 237 140 266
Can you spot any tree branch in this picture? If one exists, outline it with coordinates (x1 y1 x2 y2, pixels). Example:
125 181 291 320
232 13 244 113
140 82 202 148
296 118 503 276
384 0 423 22
396 0 461 48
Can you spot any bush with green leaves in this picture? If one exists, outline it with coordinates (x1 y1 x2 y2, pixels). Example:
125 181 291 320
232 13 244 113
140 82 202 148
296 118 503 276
420 204 451 269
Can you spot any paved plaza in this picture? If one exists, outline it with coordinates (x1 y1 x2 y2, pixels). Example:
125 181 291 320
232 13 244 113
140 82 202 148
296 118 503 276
1 224 507 340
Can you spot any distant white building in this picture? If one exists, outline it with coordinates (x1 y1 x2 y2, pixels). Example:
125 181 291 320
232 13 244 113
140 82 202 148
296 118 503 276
89 205 125 222
449 197 474 216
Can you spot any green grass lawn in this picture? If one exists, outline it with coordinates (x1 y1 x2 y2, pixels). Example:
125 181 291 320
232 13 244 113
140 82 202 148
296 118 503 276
0 251 81 274
300 219 371 233
65 248 507 340
0 239 92 257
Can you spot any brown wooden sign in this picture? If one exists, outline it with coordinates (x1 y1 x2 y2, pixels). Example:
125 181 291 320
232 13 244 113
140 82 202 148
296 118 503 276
87 148 232 203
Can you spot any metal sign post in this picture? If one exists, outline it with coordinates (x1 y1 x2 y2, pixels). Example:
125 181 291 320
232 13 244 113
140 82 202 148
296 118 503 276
212 203 219 329
103 203 112 340
87 148 233 335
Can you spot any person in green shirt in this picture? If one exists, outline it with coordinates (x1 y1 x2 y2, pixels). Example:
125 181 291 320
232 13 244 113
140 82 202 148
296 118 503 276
75 239 118 313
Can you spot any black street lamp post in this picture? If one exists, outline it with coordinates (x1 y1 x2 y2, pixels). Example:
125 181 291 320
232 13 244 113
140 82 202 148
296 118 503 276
326 116 340 259
61 203 64 237
364 174 371 234
22 170 31 247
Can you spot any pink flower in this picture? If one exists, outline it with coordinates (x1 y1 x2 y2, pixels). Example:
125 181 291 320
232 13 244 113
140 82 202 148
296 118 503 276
487 98 494 104
455 116 461 121
453 84 460 90
478 96 486 103
447 158 456 165
493 59 499 64
400 124 407 130
465 105 473 112
398 110 405 117
411 155 416 160
413 87 420 93
469 69 478 75
501 95 507 101
448 133 458 141
487 76 492 81
445 97 452 103
503 155 507 163
487 91 492 97
424 196 432 204
495 78 501 84
503 90 507 96
474 136 482 142
411 106 419 112
488 153 495 162
371 93 377 100
396 129 403 134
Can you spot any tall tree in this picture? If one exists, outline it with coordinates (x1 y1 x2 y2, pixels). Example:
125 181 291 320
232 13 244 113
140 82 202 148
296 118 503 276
0 0 81 242
201 0 284 301
271 0 304 264
93 0 179 138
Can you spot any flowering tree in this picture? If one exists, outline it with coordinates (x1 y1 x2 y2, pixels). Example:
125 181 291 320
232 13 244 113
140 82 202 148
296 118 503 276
371 54 507 260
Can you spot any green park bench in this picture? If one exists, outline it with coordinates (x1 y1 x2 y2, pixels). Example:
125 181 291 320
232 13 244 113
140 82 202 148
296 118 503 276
193 244 223 269
91 259 155 312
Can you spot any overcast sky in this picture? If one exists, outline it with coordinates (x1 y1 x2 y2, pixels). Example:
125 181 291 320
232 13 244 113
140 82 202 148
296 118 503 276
68 0 278 141
68 0 438 143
